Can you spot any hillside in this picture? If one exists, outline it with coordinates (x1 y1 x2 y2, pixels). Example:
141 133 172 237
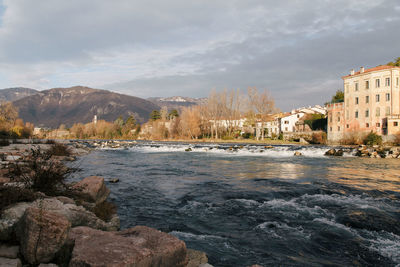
0 87 38 102
13 86 160 127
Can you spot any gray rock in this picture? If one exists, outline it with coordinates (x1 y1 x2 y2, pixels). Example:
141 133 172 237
0 257 21 267
0 202 31 241
293 151 302 156
0 245 19 259
199 264 214 267
38 264 59 267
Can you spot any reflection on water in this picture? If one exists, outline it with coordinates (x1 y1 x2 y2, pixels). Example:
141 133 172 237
326 158 400 193
73 143 400 267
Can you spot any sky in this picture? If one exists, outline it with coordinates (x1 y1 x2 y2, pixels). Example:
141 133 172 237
0 0 399 111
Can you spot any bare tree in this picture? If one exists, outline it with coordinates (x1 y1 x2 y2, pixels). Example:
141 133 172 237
247 87 277 140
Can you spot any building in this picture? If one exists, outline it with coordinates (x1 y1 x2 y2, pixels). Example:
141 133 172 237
327 65 400 142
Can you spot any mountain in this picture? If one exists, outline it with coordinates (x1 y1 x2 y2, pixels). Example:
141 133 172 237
147 96 207 110
0 87 39 102
12 86 160 128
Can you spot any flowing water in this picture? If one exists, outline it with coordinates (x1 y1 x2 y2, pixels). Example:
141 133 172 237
72 142 400 266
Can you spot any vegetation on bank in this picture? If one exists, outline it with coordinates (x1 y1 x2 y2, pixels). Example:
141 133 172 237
0 102 33 139
1 144 76 211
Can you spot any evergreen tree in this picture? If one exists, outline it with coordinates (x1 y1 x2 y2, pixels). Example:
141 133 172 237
150 110 161 121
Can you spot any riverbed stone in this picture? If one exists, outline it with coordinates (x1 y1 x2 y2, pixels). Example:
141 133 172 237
294 151 302 156
68 225 187 267
324 148 336 156
0 257 21 267
73 176 110 204
17 207 71 264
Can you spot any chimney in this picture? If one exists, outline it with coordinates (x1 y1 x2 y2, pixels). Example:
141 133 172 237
350 69 355 75
360 67 365 73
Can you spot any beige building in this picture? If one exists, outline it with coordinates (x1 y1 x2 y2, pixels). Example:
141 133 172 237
328 65 400 142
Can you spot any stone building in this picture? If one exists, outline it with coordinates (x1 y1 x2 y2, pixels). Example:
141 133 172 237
327 65 400 143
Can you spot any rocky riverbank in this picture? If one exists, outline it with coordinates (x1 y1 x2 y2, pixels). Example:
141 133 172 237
0 141 215 267
324 145 400 158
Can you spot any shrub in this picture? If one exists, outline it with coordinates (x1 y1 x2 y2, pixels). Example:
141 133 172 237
340 133 362 145
47 143 72 156
93 201 117 221
363 131 382 146
241 132 253 139
278 133 284 140
8 147 76 196
0 185 37 211
310 132 327 144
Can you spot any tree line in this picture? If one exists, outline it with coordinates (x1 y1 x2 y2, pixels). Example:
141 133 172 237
142 87 277 140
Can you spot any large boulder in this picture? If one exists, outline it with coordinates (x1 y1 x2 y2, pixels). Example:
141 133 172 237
17 207 71 264
73 176 110 204
68 226 187 267
31 198 119 231
0 202 31 241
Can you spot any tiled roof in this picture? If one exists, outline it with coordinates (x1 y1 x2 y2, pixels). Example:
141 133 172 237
342 65 400 79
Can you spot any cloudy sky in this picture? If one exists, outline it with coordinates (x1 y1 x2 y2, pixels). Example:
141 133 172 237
0 0 399 110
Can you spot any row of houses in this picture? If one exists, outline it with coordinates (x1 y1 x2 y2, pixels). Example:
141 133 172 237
254 105 326 139
327 65 400 143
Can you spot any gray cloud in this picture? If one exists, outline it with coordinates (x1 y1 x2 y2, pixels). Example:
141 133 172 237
0 0 399 110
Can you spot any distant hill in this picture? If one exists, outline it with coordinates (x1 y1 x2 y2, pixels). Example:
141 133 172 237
0 87 38 102
12 86 160 128
148 96 207 110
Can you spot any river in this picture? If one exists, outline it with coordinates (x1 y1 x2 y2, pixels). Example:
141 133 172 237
72 142 400 266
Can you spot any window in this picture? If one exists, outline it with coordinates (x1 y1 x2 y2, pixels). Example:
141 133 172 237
366 123 369 128
385 78 390 86
285 127 288 131
337 112 340 122
365 109 369 118
386 93 390 101
376 79 380 88
346 110 349 119
397 77 399 87
365 80 369 89
329 116 332 123
330 127 332 132
394 122 399 127
355 97 359 104
346 99 349 107
365 95 369 103
386 107 390 116
376 107 380 117
337 126 340 131
284 121 289 124
345 84 349 93
346 124 349 128
376 123 380 127
297 114 300 118
355 111 359 118
376 94 380 102
355 82 359 91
